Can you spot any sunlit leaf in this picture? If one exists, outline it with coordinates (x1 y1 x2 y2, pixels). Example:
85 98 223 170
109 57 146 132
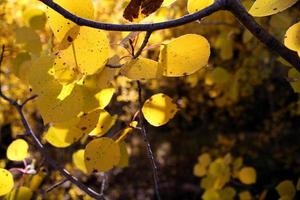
120 57 162 80
142 93 178 126
276 180 296 199
72 149 87 173
284 21 300 56
7 139 29 161
46 0 94 44
187 0 214 13
116 142 129 168
95 87 115 109
238 167 257 184
0 169 14 196
89 110 117 137
85 137 120 173
5 186 33 200
15 27 42 54
249 0 298 17
159 34 210 77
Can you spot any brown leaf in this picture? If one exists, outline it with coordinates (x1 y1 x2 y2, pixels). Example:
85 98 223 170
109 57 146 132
123 0 163 22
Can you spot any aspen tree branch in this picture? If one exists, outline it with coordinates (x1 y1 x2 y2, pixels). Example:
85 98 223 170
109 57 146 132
0 46 105 200
39 0 300 70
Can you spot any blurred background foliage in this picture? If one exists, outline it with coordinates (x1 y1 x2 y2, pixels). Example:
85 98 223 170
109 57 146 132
0 0 300 199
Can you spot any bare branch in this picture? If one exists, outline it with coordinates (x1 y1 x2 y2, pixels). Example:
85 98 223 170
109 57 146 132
225 0 300 70
137 81 161 200
39 0 225 31
133 31 152 59
46 178 68 193
0 46 105 200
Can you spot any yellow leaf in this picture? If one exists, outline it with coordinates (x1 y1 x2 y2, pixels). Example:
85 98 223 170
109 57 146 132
193 163 207 177
276 180 296 199
219 187 236 200
142 93 178 126
296 177 300 191
238 167 257 184
202 189 220 200
15 27 42 54
0 168 14 196
239 191 252 200
284 22 300 56
159 34 210 77
5 186 33 200
89 110 117 137
46 0 94 44
249 0 298 17
84 137 120 173
23 7 46 30
95 87 115 109
162 0 176 7
44 109 100 148
116 142 129 168
72 149 87 173
198 153 212 167
120 57 162 80
206 67 230 84
54 27 110 82
7 139 29 161
187 0 214 13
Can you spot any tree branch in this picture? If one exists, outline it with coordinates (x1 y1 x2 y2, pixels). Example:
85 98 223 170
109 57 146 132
225 0 300 70
39 0 225 31
0 45 105 200
39 0 300 70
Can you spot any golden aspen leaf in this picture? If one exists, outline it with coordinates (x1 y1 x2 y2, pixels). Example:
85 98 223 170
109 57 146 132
276 180 296 199
284 22 300 56
46 0 94 43
202 189 220 200
0 169 14 196
288 68 300 93
162 0 176 7
187 0 214 13
219 187 236 200
116 142 129 168
193 163 207 177
207 67 230 84
95 87 115 109
44 109 100 148
85 137 120 173
159 34 210 77
56 27 110 77
5 186 33 200
15 27 42 54
72 149 87 173
53 49 82 85
115 122 137 143
249 0 298 17
120 58 162 80
7 139 29 161
198 153 212 167
238 167 257 184
57 84 75 100
23 7 46 30
89 110 117 137
142 93 178 126
239 191 252 200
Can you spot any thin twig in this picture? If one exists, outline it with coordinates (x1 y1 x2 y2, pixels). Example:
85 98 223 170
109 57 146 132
46 178 68 193
0 46 105 200
133 31 152 59
137 81 161 200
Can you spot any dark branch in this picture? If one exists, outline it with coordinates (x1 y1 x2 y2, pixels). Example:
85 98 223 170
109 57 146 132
133 31 152 59
0 46 105 200
225 0 300 70
137 81 161 200
39 0 300 70
39 0 225 31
